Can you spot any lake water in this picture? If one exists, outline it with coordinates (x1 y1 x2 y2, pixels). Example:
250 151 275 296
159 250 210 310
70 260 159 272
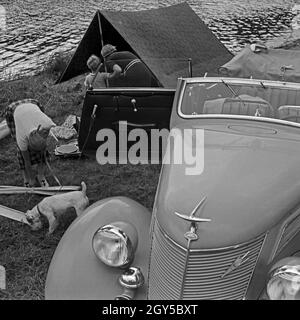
0 0 295 79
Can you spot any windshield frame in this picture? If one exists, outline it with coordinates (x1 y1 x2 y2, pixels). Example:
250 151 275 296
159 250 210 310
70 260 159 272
176 77 300 130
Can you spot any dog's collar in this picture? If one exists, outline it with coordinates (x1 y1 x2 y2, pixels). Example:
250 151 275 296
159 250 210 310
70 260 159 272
36 204 43 217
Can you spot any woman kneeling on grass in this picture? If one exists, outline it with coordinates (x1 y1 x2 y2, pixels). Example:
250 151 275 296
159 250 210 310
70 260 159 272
5 99 56 187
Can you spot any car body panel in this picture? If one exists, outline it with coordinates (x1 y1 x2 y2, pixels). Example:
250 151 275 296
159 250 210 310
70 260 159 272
156 119 300 248
244 229 300 299
45 197 151 300
79 88 175 153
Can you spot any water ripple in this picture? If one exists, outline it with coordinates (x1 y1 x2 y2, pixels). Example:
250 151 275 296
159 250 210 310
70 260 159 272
0 0 295 79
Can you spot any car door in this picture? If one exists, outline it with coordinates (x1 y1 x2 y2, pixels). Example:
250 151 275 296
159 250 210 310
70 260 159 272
78 88 175 161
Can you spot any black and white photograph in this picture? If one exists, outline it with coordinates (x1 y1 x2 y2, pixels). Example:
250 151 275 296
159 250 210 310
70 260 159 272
1 0 300 303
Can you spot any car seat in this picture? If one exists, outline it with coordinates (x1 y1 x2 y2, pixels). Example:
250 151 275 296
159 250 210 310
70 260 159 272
278 105 300 123
203 94 274 117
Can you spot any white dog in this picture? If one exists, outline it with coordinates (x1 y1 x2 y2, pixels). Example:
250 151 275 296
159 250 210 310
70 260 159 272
25 181 89 234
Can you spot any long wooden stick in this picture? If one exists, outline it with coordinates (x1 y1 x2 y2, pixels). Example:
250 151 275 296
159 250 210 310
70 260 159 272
0 185 80 190
0 204 29 224
0 185 80 196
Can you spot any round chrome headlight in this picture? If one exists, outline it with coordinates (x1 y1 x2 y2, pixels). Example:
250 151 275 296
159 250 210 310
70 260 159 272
267 258 300 300
92 221 138 268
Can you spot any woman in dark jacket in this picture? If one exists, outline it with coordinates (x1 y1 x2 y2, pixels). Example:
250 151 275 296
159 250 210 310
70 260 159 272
100 44 159 87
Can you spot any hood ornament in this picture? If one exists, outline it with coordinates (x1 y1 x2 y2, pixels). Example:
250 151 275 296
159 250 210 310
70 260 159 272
174 196 211 242
174 196 212 223
221 251 250 279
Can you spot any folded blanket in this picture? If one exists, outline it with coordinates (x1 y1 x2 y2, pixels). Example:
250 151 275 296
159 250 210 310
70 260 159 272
51 115 80 140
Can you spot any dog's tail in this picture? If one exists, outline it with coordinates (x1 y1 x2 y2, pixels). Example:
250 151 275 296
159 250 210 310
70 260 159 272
81 181 87 195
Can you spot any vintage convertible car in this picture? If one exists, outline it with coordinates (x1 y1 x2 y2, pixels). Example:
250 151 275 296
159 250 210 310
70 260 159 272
45 77 300 300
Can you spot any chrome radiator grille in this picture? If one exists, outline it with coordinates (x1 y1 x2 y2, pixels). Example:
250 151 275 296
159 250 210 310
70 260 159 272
147 220 266 300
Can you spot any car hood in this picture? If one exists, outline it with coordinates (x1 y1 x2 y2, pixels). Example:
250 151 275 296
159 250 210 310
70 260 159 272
155 120 300 248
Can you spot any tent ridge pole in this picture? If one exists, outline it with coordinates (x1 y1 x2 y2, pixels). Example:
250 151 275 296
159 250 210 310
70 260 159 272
98 12 109 87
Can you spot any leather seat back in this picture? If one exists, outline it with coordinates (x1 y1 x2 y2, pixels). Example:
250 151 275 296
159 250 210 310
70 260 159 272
203 94 274 117
278 105 300 123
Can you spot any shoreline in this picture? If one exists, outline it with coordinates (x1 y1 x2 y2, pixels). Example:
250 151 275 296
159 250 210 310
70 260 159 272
1 36 300 122
2 35 300 85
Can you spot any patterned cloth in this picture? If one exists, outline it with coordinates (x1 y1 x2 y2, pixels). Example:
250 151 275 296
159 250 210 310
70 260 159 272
5 99 49 170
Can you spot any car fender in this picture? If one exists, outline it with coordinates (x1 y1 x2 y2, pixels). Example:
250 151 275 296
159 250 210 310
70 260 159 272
45 196 151 300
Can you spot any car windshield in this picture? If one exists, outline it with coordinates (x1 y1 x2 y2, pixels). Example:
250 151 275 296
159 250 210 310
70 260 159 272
180 81 254 115
179 78 300 128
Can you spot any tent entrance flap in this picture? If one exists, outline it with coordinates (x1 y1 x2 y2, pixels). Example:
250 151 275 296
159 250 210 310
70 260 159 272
56 11 103 84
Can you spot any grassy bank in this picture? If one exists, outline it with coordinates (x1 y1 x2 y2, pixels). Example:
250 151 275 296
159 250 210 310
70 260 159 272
0 63 161 299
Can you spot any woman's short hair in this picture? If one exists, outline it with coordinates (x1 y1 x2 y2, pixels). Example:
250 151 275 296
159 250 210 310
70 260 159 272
87 55 101 72
101 44 117 58
28 126 47 151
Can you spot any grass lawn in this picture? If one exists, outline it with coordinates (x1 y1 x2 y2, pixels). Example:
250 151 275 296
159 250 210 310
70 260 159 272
0 69 161 299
